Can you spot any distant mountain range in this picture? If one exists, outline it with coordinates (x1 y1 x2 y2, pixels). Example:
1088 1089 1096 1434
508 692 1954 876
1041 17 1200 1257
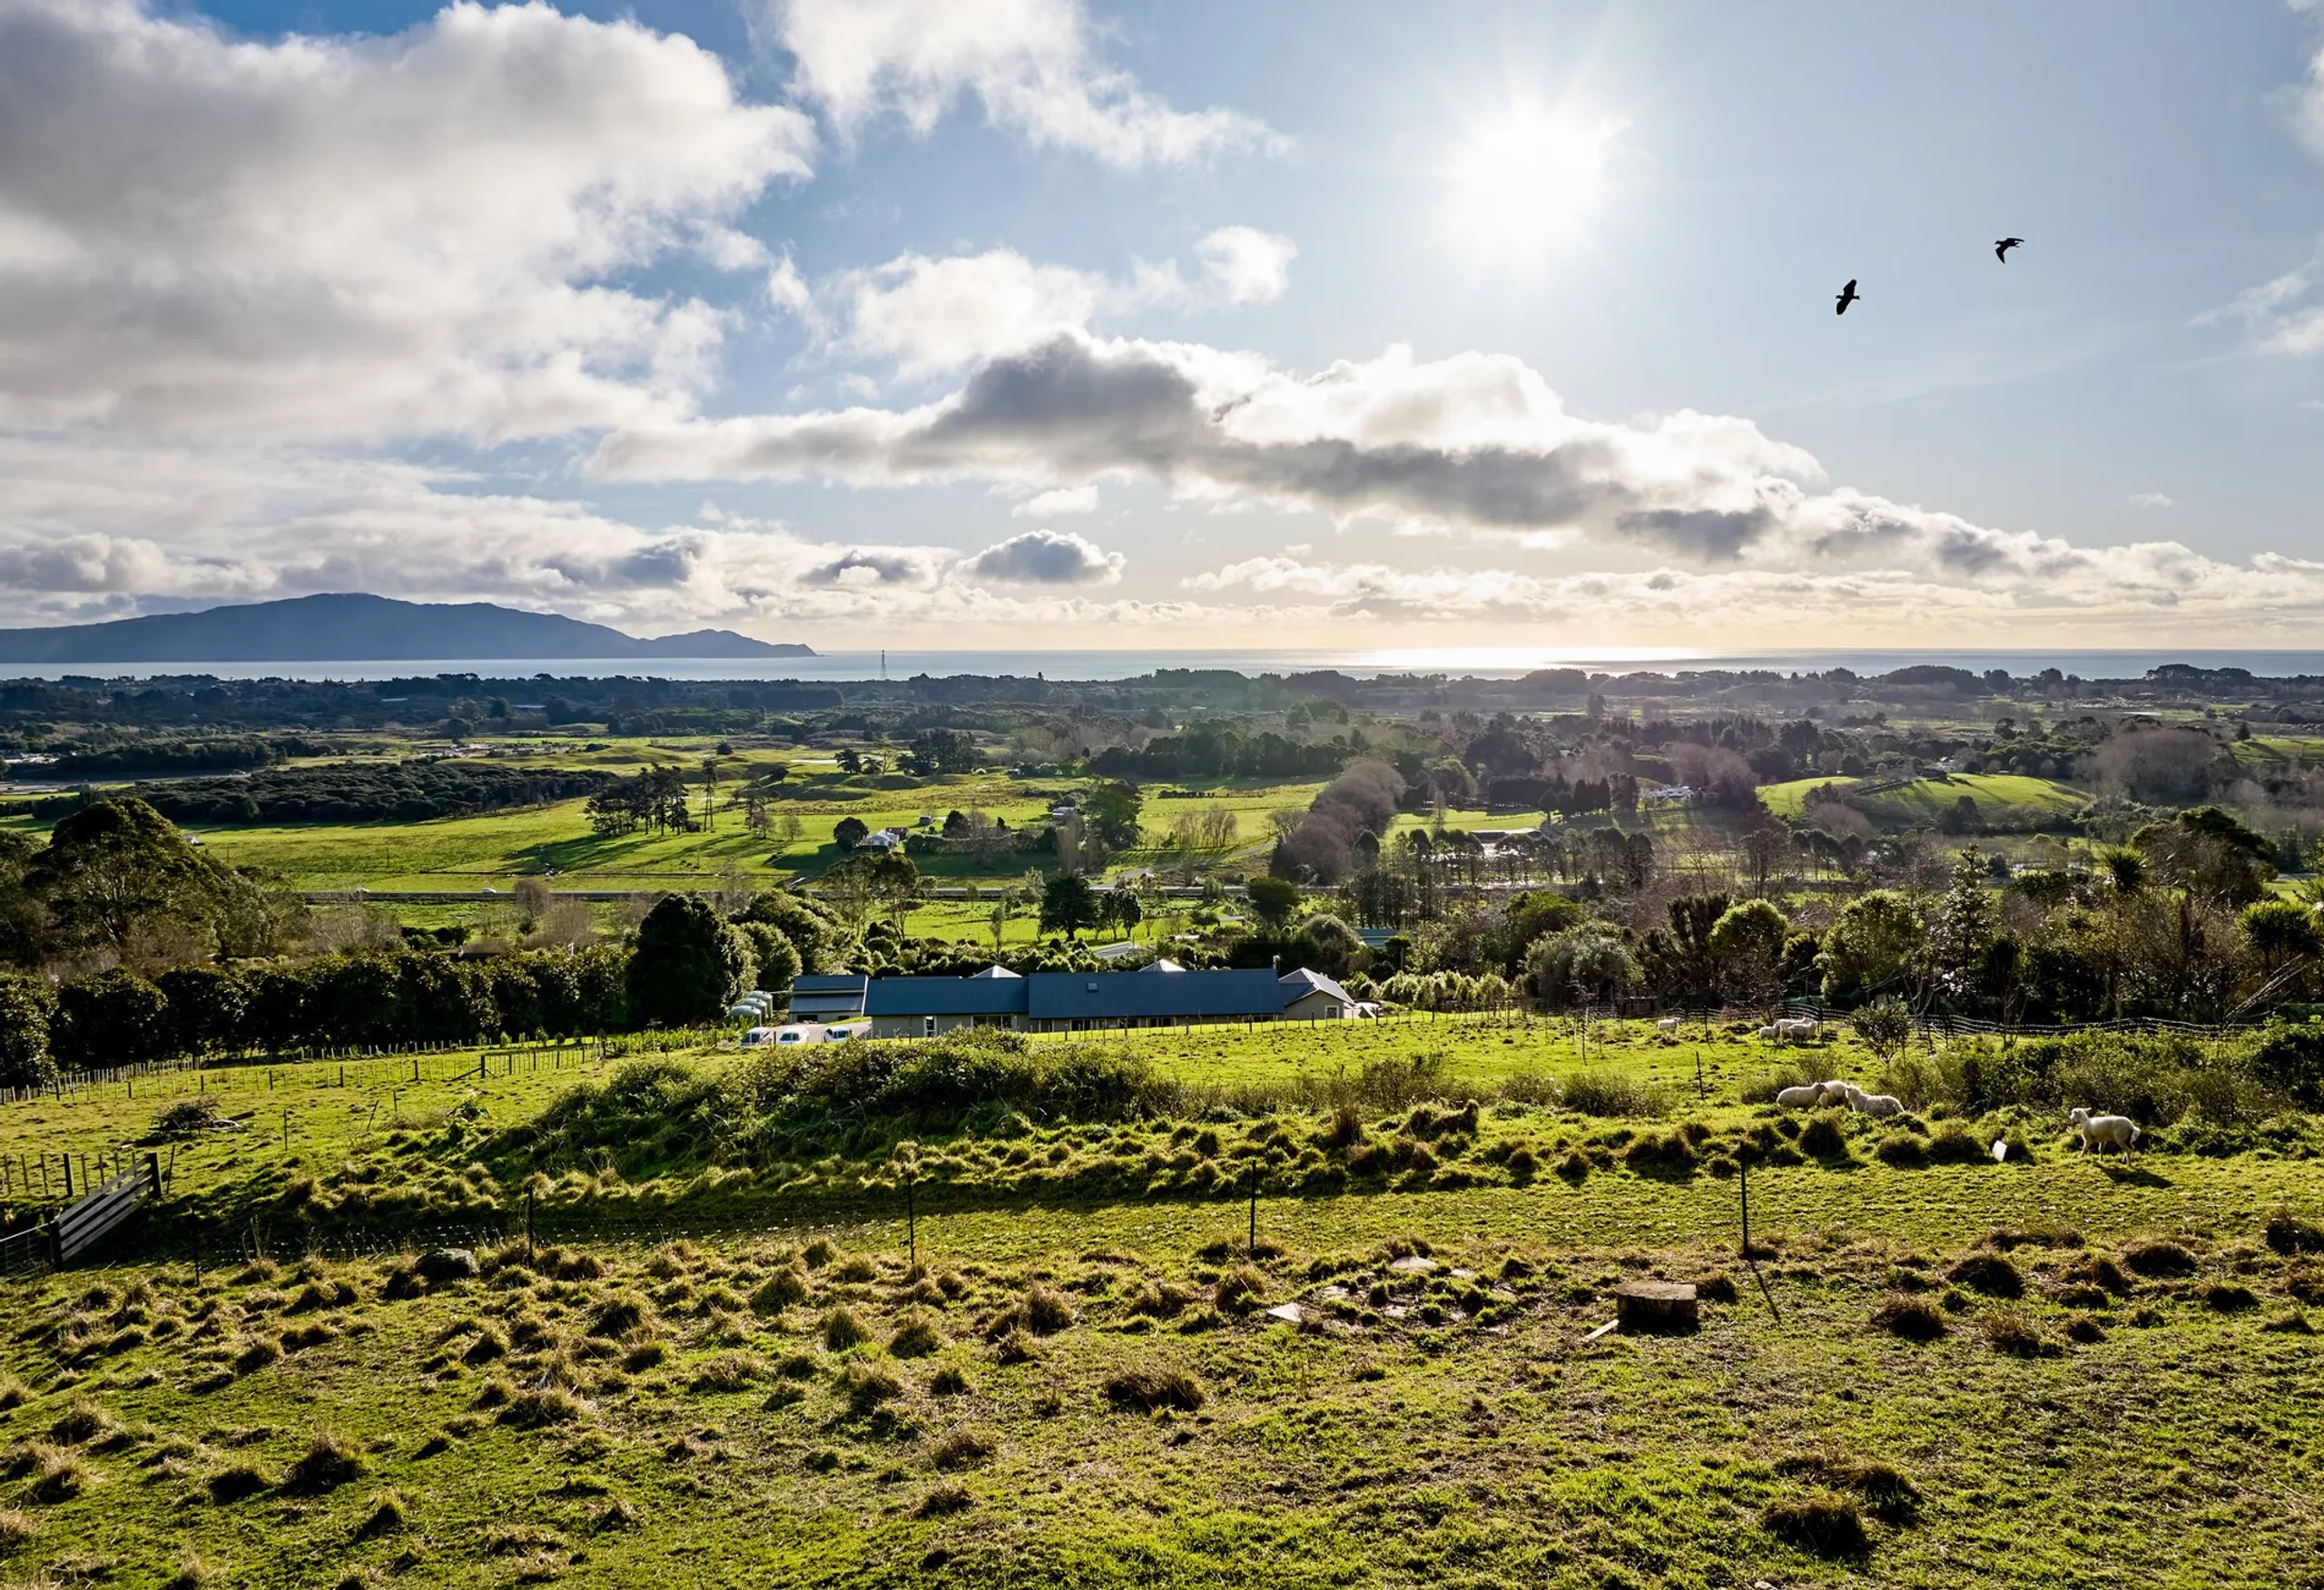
0 594 812 664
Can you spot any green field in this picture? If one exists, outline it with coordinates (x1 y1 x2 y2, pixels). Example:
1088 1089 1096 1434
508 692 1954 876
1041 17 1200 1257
1759 773 2084 824
1 1019 2320 1587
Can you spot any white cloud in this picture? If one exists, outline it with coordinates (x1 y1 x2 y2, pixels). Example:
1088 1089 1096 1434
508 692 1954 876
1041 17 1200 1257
965 527 1123 584
831 250 1105 377
0 0 814 445
1196 226 1296 305
776 0 1281 167
591 328 2324 624
2128 491 2175 508
1015 485 1098 515
803 238 1290 377
2201 254 2324 357
2299 36 2324 158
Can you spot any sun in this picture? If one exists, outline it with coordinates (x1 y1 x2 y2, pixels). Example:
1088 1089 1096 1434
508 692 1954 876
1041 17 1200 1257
1446 110 1624 260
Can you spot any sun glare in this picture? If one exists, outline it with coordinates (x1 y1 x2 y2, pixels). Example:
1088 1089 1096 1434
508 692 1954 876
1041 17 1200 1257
1447 110 1623 259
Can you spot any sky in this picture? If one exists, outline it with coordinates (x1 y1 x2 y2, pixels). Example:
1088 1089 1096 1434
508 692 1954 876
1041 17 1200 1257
5 0 2324 653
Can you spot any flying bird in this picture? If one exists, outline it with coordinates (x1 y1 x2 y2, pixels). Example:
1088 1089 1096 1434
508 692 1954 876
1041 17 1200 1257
1995 237 2024 261
1835 279 1861 315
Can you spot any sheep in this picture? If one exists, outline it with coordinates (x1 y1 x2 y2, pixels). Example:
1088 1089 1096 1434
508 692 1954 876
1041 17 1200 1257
1842 1083 1905 1118
1776 1017 1820 1043
1817 1079 1853 1105
2067 1106 2139 1156
1655 1016 1680 1035
1774 1084 1827 1109
1756 1026 1780 1041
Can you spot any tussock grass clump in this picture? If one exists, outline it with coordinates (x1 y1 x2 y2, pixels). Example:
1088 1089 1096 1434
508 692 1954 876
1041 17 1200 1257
0 1379 27 1412
991 1329 1036 1366
1128 1281 1198 1319
586 1294 655 1339
2063 1313 2108 1343
1212 1266 1267 1315
916 1483 972 1518
462 1326 508 1365
820 1306 872 1352
2201 1281 2260 1313
28 1446 87 1503
0 1507 35 1554
282 1429 366 1493
1103 1365 1204 1414
982 1286 1075 1340
1764 1493 1869 1557
888 1310 946 1359
1797 1115 1852 1162
1979 1306 2053 1359
2121 1241 2199 1278
499 1388 587 1428
356 1490 408 1537
928 1427 997 1470
2064 1254 2133 1294
1945 1254 2023 1299
160 1546 215 1590
2264 1211 2324 1256
1875 1134 1929 1169
690 1354 766 1392
929 1365 972 1397
1925 1126 1985 1164
48 1397 113 1447
204 1462 273 1505
838 1360 902 1415
1774 1455 1920 1524
231 1336 282 1375
1622 1131 1697 1177
2260 1308 2316 1334
1870 1294 1947 1341
751 1267 810 1314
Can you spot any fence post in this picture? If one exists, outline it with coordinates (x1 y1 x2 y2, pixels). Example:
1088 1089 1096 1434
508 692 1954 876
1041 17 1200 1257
62 1157 73 1200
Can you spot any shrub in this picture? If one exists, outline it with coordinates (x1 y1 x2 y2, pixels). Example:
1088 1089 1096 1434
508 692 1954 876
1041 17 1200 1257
1945 1254 2023 1299
282 1430 367 1493
1870 1293 1947 1340
1104 1366 1205 1414
1763 1493 1867 1558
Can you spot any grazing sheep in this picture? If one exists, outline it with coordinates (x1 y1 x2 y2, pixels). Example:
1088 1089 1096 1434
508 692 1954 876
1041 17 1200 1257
1775 1084 1827 1109
2067 1106 2139 1156
1756 1026 1780 1041
1656 1016 1680 1035
1817 1080 1853 1105
1776 1017 1820 1043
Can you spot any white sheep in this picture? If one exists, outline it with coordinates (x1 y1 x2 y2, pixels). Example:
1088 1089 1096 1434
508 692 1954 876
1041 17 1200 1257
1777 1017 1820 1043
1774 1084 1827 1109
1756 1026 1780 1041
2067 1106 2139 1156
1817 1079 1853 1105
1843 1083 1905 1118
1656 1016 1680 1035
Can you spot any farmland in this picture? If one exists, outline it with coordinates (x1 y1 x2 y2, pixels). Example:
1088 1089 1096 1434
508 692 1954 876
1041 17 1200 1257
1 1017 2320 1588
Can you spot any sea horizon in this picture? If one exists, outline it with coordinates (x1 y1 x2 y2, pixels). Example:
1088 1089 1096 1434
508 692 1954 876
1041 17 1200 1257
4 646 2323 685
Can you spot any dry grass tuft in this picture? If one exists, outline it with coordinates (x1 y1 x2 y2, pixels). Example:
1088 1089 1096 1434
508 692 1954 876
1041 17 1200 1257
1103 1365 1204 1414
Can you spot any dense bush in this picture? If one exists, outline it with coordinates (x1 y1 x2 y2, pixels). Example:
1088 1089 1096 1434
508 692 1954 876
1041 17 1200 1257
51 760 614 825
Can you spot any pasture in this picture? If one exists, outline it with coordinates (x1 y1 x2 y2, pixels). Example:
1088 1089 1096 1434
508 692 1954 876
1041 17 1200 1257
0 1016 2319 1587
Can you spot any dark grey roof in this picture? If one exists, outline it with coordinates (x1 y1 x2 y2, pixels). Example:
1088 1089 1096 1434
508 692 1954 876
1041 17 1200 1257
1028 967 1287 1022
864 977 1030 1018
793 975 869 994
1279 968 1353 1005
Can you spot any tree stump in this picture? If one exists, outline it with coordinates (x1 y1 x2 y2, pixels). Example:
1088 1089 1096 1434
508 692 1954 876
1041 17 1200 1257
1612 1281 1699 1332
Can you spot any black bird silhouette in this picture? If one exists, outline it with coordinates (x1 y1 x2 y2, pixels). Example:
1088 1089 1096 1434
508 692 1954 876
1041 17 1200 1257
1995 237 2024 261
1835 279 1861 315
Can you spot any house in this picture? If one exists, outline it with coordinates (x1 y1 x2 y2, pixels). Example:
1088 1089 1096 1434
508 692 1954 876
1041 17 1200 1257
845 963 1347 1037
855 828 909 851
788 973 869 1022
1278 967 1358 1020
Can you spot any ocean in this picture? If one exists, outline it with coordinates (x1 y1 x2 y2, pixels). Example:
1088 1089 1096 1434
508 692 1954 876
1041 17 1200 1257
2 647 2321 684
